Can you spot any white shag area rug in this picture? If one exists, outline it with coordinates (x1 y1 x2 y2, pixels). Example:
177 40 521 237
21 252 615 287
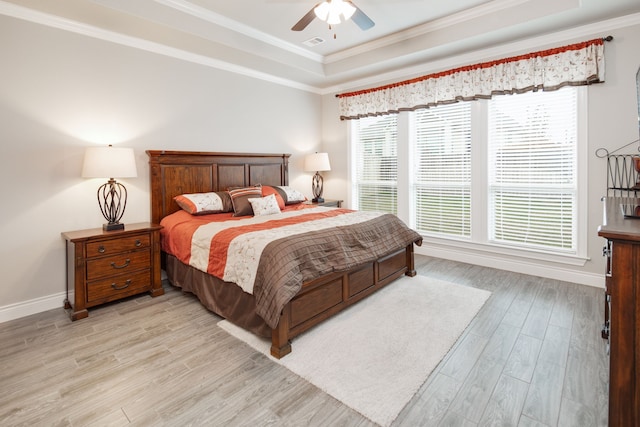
218 275 491 426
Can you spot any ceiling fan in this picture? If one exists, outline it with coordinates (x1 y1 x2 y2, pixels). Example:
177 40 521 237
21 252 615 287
291 0 375 32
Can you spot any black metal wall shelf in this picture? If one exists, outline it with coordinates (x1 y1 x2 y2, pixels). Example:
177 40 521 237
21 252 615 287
596 140 640 197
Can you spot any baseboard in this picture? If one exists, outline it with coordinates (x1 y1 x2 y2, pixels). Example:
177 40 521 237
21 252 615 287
0 291 67 324
0 270 170 324
416 245 604 288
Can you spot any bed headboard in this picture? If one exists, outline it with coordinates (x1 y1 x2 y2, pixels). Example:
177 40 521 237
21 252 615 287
147 150 290 224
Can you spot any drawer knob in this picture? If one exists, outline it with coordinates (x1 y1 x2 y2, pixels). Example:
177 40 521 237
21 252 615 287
110 259 131 269
98 245 105 254
111 279 132 290
135 239 142 247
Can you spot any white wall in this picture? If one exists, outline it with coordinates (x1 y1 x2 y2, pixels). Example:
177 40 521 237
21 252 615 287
0 15 322 320
321 19 640 287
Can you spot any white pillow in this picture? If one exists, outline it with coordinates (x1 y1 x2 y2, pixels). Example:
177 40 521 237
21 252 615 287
248 194 281 216
275 186 306 204
174 191 230 214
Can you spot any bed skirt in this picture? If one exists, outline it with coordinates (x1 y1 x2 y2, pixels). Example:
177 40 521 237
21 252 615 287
165 254 272 337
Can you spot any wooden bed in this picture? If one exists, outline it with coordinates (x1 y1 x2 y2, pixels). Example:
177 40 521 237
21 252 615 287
147 150 420 358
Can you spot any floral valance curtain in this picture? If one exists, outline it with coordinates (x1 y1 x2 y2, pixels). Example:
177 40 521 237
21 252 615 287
337 38 606 120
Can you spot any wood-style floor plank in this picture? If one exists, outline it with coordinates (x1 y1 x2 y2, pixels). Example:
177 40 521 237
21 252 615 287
0 254 608 426
478 374 529 426
522 360 566 425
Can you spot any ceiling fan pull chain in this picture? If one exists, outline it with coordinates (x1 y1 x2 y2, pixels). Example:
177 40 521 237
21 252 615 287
327 23 337 39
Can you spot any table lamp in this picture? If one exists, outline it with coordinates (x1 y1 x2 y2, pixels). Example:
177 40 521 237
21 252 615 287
304 152 331 203
82 145 137 231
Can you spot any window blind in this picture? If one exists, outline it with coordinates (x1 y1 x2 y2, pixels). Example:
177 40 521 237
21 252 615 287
412 103 472 237
488 88 577 252
353 115 398 214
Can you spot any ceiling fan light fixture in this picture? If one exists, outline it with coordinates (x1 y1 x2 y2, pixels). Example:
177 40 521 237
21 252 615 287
314 0 356 25
293 0 374 32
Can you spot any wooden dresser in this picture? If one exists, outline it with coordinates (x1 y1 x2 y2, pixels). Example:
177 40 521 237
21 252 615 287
598 197 640 427
62 222 164 320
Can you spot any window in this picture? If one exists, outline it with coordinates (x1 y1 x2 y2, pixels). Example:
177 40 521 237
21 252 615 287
488 89 577 252
412 103 472 237
351 115 398 214
350 87 584 257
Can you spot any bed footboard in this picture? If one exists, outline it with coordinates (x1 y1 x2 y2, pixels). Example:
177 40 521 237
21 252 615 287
270 243 416 358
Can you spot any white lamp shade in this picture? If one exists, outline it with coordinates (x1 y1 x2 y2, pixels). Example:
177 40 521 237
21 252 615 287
82 146 138 178
304 152 331 172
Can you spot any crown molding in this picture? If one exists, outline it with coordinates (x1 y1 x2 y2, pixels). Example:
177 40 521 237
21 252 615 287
325 0 530 64
0 1 324 94
154 0 325 63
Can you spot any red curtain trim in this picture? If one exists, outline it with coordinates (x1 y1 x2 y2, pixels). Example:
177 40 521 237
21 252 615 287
336 38 604 99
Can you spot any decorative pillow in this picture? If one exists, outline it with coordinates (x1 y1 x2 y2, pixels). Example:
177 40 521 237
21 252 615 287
174 191 233 215
274 186 307 205
261 186 286 210
229 185 262 217
248 194 281 216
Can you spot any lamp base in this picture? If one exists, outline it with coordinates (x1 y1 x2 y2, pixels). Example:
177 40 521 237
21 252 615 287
311 172 324 203
103 222 124 231
97 179 128 232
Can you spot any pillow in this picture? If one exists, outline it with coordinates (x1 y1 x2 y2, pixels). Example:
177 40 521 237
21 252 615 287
248 194 281 216
274 186 307 205
229 185 262 217
261 186 286 210
174 191 233 215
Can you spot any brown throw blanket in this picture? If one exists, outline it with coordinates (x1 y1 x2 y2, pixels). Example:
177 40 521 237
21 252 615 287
253 214 423 328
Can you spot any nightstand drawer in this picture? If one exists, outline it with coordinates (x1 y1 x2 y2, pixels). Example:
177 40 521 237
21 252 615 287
86 249 150 280
87 270 151 304
86 234 150 258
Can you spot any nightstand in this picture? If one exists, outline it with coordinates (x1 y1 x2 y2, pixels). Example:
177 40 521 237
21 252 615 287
305 199 343 208
61 222 164 320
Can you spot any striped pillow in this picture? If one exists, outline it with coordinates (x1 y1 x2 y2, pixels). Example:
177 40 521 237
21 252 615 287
229 185 262 217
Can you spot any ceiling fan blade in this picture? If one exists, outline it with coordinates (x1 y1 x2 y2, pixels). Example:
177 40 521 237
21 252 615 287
292 4 319 31
349 2 375 30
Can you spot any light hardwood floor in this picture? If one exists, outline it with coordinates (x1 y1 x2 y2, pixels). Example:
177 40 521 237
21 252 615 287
0 255 608 426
